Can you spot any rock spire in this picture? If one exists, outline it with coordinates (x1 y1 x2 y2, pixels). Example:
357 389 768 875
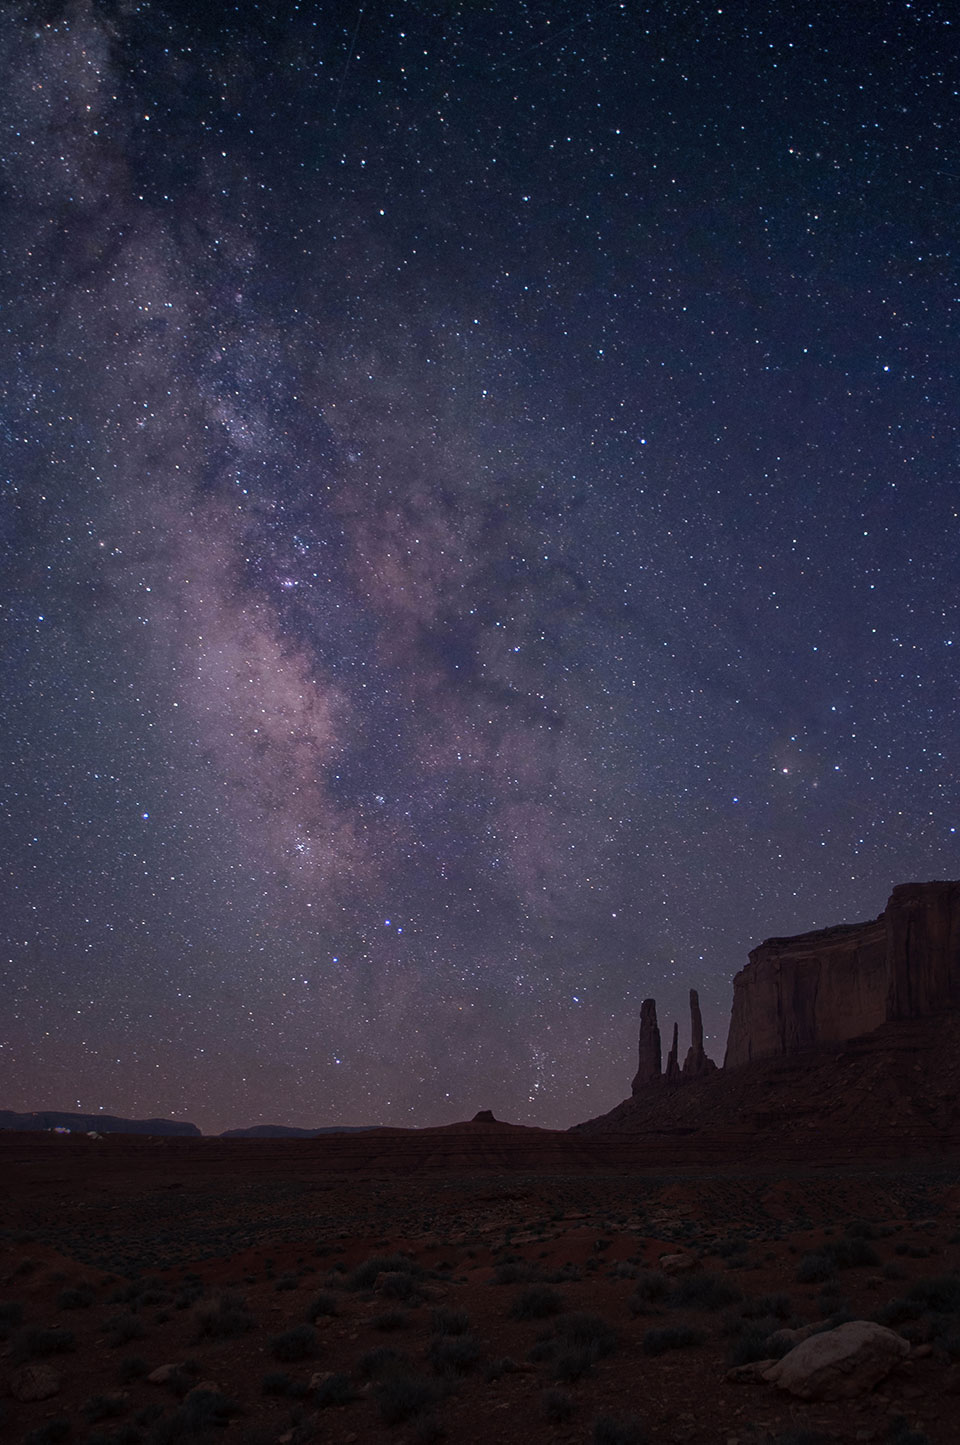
631 998 662 1093
665 1021 681 1081
682 988 717 1078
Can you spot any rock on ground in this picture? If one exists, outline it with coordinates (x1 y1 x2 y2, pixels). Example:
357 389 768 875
762 1320 909 1399
10 1364 62 1401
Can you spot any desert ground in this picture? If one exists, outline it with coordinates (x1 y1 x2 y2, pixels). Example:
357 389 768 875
3 1124 959 1445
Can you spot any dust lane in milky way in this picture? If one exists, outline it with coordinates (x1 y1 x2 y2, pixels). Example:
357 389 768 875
0 0 956 1132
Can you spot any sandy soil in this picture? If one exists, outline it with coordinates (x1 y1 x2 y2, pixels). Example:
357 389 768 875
2 1127 959 1445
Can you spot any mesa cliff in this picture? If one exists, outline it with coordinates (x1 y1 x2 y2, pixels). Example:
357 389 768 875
574 880 960 1149
724 880 960 1067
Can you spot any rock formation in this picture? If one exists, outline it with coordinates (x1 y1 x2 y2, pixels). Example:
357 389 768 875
682 988 716 1078
665 1022 680 1081
885 880 960 1020
724 880 960 1069
631 998 662 1093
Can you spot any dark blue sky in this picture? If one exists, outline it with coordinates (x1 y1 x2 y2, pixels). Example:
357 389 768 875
1 0 956 1132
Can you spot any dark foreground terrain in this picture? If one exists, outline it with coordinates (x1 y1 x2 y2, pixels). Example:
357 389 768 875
3 1125 960 1445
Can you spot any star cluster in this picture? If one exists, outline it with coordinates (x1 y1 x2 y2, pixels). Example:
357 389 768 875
1 0 956 1132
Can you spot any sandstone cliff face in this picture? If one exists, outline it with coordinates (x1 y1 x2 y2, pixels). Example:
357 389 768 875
886 881 960 1020
724 881 960 1069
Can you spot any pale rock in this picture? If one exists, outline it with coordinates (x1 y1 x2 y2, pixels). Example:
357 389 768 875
725 1360 775 1382
10 1364 61 1401
147 1363 185 1384
761 1320 909 1399
659 1252 697 1274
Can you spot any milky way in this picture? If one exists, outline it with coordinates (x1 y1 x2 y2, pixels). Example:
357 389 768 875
1 0 957 1131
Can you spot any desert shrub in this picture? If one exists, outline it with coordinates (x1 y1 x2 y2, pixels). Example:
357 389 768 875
726 1321 794 1367
159 1366 200 1400
491 1259 540 1285
410 1415 445 1445
269 1324 319 1361
357 1346 407 1379
641 1325 705 1356
23 1420 71 1445
104 1312 146 1347
148 1389 239 1441
828 1236 880 1269
305 1290 338 1320
86 1428 141 1445
542 1387 574 1423
555 1311 619 1358
552 1347 597 1382
627 1269 670 1313
428 1334 480 1375
372 1308 409 1331
0 1299 25 1335
137 1287 170 1308
874 1297 923 1327
58 1285 94 1309
13 1325 76 1359
906 1274 960 1313
846 1220 878 1240
261 1371 307 1397
592 1413 646 1445
887 1420 933 1445
796 1253 837 1284
713 1235 749 1259
739 1292 793 1320
133 1406 164 1429
375 1371 440 1425
884 1261 907 1280
117 1357 150 1383
194 1290 256 1339
430 1307 470 1335
670 1272 742 1311
376 1269 422 1302
348 1253 417 1290
82 1395 129 1422
482 1357 514 1381
313 1372 354 1406
509 1285 564 1320
273 1273 298 1292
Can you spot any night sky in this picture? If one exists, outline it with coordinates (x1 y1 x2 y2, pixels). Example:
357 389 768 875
1 1 957 1135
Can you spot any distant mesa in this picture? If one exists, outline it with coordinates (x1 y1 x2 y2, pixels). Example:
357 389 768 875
0 1110 201 1137
219 1124 377 1138
471 1109 497 1123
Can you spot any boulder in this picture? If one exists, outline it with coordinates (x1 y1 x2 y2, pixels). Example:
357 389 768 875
10 1364 61 1401
147 1363 186 1384
658 1252 697 1274
761 1320 909 1399
631 998 662 1092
